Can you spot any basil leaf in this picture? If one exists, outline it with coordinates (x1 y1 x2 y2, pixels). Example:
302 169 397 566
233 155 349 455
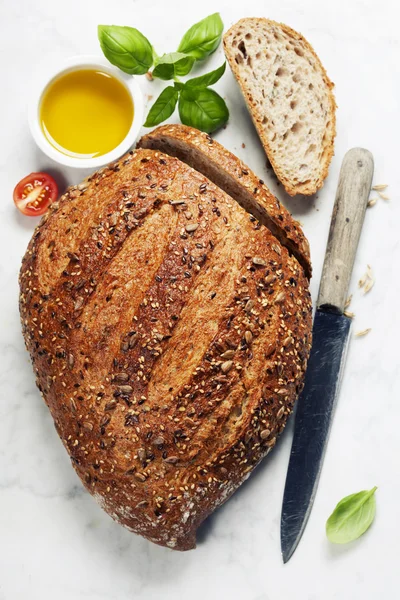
326 487 377 544
178 87 229 133
177 13 224 61
185 62 226 89
152 52 195 81
144 86 179 127
98 25 153 75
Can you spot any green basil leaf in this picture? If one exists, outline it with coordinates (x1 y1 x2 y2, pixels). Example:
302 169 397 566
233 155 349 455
144 86 179 127
185 62 226 89
98 25 154 75
178 87 229 133
177 13 224 61
152 52 195 81
326 487 377 544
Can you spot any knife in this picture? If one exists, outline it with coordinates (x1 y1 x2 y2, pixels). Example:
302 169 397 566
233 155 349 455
280 148 374 563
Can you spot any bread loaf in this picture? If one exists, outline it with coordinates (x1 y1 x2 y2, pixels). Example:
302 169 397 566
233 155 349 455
224 18 336 196
19 132 312 550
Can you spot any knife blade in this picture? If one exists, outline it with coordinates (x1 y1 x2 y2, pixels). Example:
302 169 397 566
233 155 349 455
280 148 374 563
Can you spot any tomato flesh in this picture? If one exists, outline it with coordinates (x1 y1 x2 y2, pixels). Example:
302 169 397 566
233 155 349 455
14 172 58 216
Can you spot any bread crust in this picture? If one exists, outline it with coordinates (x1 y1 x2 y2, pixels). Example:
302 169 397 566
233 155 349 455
224 18 337 196
19 147 312 550
139 124 311 278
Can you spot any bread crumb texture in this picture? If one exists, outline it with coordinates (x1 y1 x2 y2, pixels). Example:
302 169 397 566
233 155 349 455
19 146 312 550
224 18 336 196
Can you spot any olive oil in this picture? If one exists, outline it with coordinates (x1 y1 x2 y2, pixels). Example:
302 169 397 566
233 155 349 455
40 69 134 158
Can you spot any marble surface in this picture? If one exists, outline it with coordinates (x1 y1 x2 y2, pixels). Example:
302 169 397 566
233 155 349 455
1 0 399 598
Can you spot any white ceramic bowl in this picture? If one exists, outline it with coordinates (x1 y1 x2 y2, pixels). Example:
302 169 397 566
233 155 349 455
29 55 144 169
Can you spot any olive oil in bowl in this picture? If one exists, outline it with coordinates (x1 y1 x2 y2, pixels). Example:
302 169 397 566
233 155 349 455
40 69 134 159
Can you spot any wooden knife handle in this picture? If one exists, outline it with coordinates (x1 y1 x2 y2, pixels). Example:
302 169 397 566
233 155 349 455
317 148 374 313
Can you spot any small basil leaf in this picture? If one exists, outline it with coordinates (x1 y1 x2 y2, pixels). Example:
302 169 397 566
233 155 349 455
144 86 179 127
152 52 195 81
185 62 226 89
98 25 153 75
177 13 224 61
326 487 378 544
178 87 229 133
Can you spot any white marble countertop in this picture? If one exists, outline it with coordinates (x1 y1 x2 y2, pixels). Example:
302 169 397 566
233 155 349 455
1 0 399 598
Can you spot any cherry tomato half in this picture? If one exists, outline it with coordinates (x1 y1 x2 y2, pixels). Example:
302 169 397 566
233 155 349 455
13 172 58 216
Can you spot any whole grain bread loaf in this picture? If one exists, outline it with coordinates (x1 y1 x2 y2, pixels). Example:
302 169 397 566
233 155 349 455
224 18 336 196
19 132 312 550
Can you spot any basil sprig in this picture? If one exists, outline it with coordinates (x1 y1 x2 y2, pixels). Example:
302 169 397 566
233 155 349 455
185 62 226 89
145 63 229 132
98 25 153 75
179 87 228 133
144 86 179 127
152 52 195 81
98 14 228 132
326 487 377 544
178 13 224 60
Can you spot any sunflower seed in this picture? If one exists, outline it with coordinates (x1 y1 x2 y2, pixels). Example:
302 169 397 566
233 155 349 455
275 291 285 303
129 334 137 349
276 406 285 419
74 297 84 311
344 294 352 309
252 256 267 266
134 473 146 482
244 330 253 345
260 429 271 440
114 372 129 383
272 243 282 255
83 421 93 431
119 385 133 395
221 360 233 373
105 400 117 411
170 200 187 206
220 349 235 360
244 431 253 444
152 436 165 446
355 328 371 337
163 456 179 464
265 343 276 358
68 353 74 369
265 274 277 285
364 279 374 294
283 336 293 347
244 299 254 313
185 223 199 233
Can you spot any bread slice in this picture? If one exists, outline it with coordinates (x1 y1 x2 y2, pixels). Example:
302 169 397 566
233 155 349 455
139 124 311 278
224 18 336 196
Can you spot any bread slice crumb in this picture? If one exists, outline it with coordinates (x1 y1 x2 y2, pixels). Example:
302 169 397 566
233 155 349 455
223 18 336 196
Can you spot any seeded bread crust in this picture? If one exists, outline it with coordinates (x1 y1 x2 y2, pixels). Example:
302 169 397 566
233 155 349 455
224 18 336 196
19 146 312 551
139 124 311 278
